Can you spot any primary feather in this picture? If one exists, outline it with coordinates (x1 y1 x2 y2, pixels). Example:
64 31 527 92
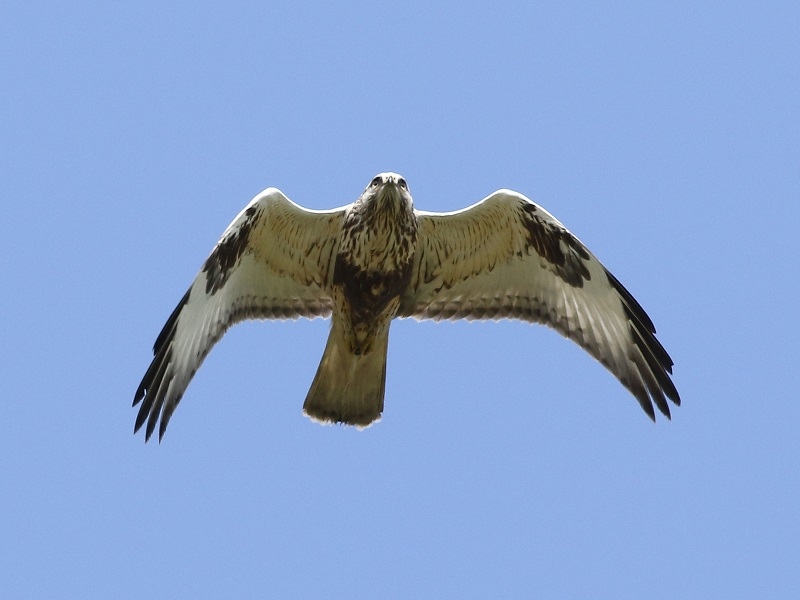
134 174 679 441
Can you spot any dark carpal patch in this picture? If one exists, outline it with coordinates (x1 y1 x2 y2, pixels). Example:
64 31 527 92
202 205 258 294
520 203 591 287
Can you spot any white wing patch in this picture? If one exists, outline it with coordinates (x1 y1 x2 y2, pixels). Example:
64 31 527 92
399 190 679 419
135 179 680 441
133 189 346 441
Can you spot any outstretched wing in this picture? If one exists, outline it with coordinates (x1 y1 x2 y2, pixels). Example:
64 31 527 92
398 190 679 419
134 188 347 441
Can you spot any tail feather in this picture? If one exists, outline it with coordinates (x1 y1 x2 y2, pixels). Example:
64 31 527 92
303 318 389 427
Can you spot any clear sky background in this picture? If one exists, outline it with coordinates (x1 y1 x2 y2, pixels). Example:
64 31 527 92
2 2 798 598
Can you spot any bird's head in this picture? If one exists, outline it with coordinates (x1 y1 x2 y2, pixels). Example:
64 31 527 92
361 172 413 210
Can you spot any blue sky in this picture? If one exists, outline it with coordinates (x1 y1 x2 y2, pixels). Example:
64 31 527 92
2 1 798 598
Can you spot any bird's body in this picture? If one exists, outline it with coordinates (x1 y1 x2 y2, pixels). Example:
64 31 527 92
305 174 418 426
134 173 679 441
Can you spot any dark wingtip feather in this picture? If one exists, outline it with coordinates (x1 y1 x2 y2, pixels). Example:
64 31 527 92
134 288 189 442
132 387 144 408
145 404 160 442
631 381 657 421
158 408 174 442
605 269 656 333
153 289 190 354
605 269 680 420
656 397 672 419
134 403 149 434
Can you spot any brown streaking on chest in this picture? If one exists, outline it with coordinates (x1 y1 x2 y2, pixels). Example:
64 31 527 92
334 202 419 324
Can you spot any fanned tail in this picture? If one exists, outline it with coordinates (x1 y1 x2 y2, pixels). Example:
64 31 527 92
303 317 388 427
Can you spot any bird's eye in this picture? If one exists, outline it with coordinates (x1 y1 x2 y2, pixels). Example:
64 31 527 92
370 176 382 188
398 178 407 190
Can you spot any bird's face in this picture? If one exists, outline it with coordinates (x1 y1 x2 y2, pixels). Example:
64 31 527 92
362 172 413 209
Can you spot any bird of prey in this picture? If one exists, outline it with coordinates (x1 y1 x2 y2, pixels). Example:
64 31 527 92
134 173 679 441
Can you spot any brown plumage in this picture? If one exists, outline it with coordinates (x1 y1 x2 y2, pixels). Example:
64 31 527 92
133 172 679 441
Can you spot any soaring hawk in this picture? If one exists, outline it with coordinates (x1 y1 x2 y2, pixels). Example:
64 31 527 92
134 173 679 441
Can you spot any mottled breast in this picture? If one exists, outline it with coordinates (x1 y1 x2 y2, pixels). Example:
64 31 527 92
334 197 419 323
